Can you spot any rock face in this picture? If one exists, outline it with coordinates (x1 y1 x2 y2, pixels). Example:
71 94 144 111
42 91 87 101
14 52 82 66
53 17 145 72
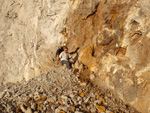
65 0 150 112
0 0 72 84
1 0 150 112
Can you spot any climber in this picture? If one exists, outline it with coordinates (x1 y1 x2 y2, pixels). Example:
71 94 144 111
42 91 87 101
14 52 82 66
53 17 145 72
57 46 74 69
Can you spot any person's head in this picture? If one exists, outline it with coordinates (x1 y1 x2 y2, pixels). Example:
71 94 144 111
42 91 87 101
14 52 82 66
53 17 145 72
64 46 68 53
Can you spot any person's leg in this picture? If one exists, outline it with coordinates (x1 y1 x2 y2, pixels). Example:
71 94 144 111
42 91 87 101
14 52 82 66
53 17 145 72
61 60 71 69
69 61 73 68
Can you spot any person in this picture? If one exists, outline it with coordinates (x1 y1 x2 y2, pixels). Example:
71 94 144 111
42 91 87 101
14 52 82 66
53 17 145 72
57 46 74 69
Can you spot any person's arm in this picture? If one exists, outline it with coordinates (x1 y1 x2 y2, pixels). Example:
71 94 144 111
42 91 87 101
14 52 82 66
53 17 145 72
70 57 74 63
69 54 74 63
57 56 60 65
57 52 62 65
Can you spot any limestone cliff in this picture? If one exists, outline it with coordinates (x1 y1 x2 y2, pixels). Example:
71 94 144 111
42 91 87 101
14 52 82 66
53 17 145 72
1 0 150 112
0 0 72 84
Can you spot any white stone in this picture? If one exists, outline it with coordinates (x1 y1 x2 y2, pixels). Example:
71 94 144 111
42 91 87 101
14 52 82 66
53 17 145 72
20 105 32 113
106 110 112 113
0 92 5 98
75 111 84 113
94 100 102 106
61 95 68 100
90 74 95 80
47 96 57 103
80 83 86 86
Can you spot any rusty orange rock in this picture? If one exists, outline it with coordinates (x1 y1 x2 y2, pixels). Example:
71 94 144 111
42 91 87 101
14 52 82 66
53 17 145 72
38 104 43 111
41 95 47 101
59 110 66 113
34 95 47 102
26 97 31 102
80 92 85 97
58 98 63 105
95 105 106 112
80 44 97 72
99 97 105 103
68 106 75 112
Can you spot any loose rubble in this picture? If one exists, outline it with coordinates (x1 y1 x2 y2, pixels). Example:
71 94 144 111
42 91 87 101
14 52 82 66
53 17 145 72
0 66 139 113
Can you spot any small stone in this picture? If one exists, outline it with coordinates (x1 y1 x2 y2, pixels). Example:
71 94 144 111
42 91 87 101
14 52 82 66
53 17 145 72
82 103 86 108
78 63 84 72
34 92 39 96
29 94 33 97
59 110 65 113
80 83 86 86
74 111 84 113
81 108 89 112
47 96 56 103
78 101 82 105
46 106 52 111
80 92 85 97
41 95 47 101
71 97 77 105
77 96 82 102
26 97 31 102
61 95 68 100
0 92 5 98
84 96 90 103
34 112 38 113
31 103 36 111
106 110 113 113
26 107 32 113
74 61 80 69
58 106 68 111
90 74 95 80
23 102 30 107
38 104 43 111
68 106 75 112
95 105 106 112
90 107 97 113
106 93 112 97
99 97 105 103
55 107 61 113
95 92 99 97
20 104 32 113
46 111 52 113
15 106 21 112
34 95 47 102
34 95 41 102
58 98 63 105
94 100 102 106
70 94 74 98
123 104 127 109
110 112 114 113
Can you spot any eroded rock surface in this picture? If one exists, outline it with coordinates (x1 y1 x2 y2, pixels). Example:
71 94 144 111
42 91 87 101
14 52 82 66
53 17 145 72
1 0 150 112
0 0 72 85
65 0 150 112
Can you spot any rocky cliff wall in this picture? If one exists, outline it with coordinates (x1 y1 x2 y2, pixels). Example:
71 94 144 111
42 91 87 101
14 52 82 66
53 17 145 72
65 0 150 112
1 0 150 112
0 0 73 85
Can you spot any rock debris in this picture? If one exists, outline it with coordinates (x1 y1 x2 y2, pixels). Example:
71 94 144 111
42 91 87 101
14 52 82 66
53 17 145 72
0 66 138 113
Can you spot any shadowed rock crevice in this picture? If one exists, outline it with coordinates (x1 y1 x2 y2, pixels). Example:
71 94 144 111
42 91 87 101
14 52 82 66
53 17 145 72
83 3 99 20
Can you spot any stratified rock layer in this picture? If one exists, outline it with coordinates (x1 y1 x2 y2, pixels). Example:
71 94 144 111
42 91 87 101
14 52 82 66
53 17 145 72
66 0 150 112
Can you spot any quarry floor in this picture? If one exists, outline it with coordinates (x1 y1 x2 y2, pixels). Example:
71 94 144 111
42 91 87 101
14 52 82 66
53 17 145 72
0 65 139 113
